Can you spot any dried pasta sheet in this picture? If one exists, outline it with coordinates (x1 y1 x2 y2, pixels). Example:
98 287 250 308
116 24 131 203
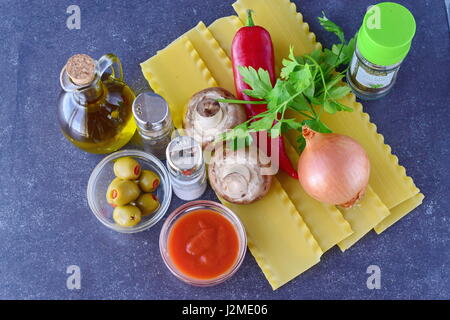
277 140 353 252
140 36 217 128
185 22 236 94
233 0 422 233
375 193 425 234
220 178 323 290
208 16 243 60
337 186 391 251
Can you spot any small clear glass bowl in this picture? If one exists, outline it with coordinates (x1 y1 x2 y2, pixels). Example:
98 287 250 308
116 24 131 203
87 150 172 233
159 200 247 286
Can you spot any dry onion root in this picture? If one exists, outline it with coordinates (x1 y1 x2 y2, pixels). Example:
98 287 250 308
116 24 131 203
297 126 370 208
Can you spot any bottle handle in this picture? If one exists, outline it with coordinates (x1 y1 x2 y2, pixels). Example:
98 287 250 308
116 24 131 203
96 53 124 81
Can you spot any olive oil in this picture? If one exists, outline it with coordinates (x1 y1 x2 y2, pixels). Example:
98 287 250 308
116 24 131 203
58 54 136 154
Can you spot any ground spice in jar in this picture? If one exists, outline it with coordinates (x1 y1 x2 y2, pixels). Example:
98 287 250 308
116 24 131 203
132 92 174 160
347 2 416 100
166 136 207 201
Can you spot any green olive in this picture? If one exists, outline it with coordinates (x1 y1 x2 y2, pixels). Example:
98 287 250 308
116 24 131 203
113 157 141 180
138 170 160 192
106 178 124 205
107 180 141 206
136 193 160 216
113 205 142 227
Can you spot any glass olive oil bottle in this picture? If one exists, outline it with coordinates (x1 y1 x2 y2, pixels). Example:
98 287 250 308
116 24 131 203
58 53 136 154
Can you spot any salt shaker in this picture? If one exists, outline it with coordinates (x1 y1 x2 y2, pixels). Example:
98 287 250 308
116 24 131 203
166 136 207 201
132 92 174 159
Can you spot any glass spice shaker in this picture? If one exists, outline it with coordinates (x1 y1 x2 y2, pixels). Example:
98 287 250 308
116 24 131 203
166 136 207 201
347 2 416 100
132 92 174 160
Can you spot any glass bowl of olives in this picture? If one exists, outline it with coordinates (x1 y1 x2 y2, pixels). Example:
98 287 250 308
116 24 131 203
87 150 172 233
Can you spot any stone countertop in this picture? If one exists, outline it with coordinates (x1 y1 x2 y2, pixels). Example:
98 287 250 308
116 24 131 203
0 0 448 299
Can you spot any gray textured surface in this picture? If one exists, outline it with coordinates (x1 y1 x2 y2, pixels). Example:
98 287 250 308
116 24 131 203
0 0 449 299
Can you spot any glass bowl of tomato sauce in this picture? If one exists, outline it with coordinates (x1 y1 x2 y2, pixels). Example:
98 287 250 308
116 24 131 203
159 200 247 286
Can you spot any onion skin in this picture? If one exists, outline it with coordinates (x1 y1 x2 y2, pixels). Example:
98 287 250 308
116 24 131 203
297 126 370 208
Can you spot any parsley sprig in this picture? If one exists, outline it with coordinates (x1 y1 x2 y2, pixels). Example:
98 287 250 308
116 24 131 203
218 13 356 151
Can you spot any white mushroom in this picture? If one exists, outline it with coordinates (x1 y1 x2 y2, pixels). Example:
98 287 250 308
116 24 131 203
208 144 273 204
183 87 247 149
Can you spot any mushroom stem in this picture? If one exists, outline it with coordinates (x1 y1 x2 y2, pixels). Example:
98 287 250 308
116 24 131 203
195 99 224 128
223 173 249 199
221 164 251 199
221 164 251 182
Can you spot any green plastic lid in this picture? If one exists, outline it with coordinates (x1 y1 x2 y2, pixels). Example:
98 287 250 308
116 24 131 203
357 2 416 66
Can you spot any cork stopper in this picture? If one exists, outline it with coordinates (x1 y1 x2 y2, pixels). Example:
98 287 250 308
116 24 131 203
65 54 96 86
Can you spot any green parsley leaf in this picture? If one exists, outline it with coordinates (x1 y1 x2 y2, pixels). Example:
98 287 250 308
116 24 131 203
303 119 332 133
287 64 312 91
219 124 253 151
309 49 323 64
340 37 356 66
326 38 356 68
229 135 252 151
283 118 303 131
271 121 282 138
249 114 276 131
266 79 292 111
324 100 336 114
281 47 299 79
330 100 353 112
303 81 315 100
291 94 310 112
318 12 345 43
239 66 272 99
329 86 351 100
326 74 345 90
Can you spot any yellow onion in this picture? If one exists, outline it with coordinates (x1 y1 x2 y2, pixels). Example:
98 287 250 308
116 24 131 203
297 126 370 208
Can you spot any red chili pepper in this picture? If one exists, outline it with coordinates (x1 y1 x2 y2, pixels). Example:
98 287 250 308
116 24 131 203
231 10 298 179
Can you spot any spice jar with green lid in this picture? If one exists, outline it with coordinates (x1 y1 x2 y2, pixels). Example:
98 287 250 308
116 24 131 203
347 2 416 100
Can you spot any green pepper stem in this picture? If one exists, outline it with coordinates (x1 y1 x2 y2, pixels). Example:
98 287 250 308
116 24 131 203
247 9 255 27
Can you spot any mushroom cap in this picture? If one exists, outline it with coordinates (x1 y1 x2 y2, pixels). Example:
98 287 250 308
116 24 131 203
183 87 247 149
208 144 273 204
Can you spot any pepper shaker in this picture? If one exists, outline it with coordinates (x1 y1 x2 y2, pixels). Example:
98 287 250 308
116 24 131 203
132 92 174 159
166 136 207 201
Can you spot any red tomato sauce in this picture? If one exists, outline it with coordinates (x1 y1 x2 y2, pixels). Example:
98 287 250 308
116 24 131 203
168 209 239 280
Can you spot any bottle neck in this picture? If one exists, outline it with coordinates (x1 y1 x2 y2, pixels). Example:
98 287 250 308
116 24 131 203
73 76 105 105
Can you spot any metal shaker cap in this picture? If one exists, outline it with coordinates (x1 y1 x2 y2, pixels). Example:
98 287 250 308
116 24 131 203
132 92 172 136
166 136 203 177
